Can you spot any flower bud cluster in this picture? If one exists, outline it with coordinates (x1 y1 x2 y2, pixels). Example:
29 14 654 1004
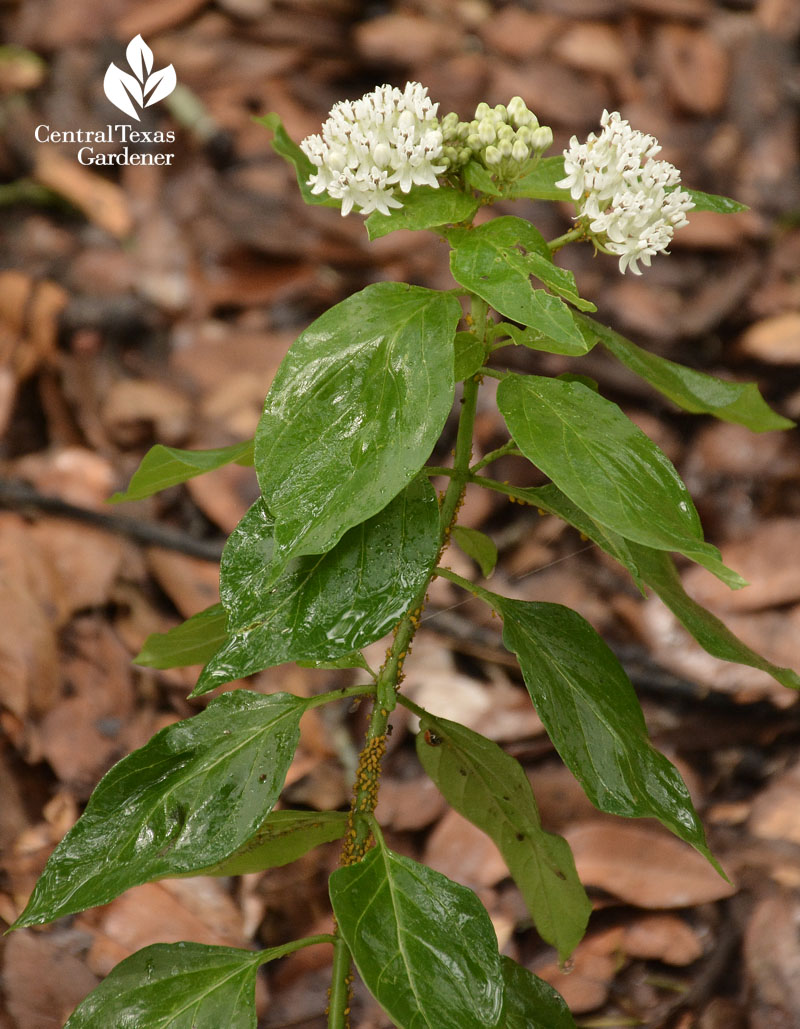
440 97 553 181
557 110 694 275
299 82 446 217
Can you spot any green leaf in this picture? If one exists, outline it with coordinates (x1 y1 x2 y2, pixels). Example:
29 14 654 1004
194 476 439 694
506 156 569 202
14 691 306 927
500 957 576 1029
454 331 486 381
255 282 460 576
254 112 339 208
450 216 596 314
330 842 504 1029
493 320 598 359
581 315 793 432
365 185 479 240
451 525 498 578
416 713 590 960
64 943 264 1029
490 594 719 866
109 441 254 503
463 159 503 196
296 652 371 672
497 373 745 588
134 603 228 669
683 187 748 214
190 810 348 876
628 545 800 692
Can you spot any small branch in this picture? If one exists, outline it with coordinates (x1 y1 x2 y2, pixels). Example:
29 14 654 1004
480 367 506 380
0 478 225 561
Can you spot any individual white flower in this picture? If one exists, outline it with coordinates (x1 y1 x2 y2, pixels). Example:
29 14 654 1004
299 81 446 216
557 110 694 274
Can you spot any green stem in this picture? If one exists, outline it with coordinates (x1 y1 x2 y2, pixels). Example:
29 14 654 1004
547 226 583 253
256 933 336 967
480 367 506 380
328 292 488 1025
327 933 352 1029
435 564 496 607
470 439 520 473
304 683 377 710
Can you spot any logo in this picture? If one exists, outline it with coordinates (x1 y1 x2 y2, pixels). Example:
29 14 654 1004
104 34 176 121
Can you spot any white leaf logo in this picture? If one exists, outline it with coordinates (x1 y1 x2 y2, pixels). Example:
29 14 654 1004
104 34 176 120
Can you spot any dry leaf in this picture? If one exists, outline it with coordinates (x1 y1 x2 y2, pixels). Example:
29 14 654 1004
565 821 736 908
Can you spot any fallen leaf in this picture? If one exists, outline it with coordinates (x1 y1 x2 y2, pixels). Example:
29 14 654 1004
621 913 703 966
564 822 736 908
750 761 800 846
2 930 99 1029
423 808 508 890
33 146 133 239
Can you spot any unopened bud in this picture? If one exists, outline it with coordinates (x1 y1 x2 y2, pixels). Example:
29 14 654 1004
497 123 514 141
441 111 460 135
478 120 496 145
516 125 532 146
372 141 391 168
497 138 513 159
493 103 508 121
466 132 483 151
512 138 529 163
474 102 491 119
531 125 554 152
484 145 502 166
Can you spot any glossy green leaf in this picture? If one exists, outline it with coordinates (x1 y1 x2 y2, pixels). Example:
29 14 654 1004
64 943 264 1028
191 810 348 876
583 316 793 431
14 691 305 927
109 441 254 503
454 331 486 381
296 652 371 672
330 842 504 1029
194 476 439 694
500 957 576 1029
416 713 590 960
134 603 228 669
497 373 745 588
365 186 478 240
255 283 460 576
451 525 498 578
449 216 596 317
463 159 503 196
490 594 718 866
682 187 748 214
628 545 800 692
255 112 339 208
493 320 598 359
505 156 569 202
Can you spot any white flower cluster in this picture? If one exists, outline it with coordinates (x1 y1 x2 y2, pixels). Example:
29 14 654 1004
299 82 446 217
557 110 694 275
441 97 553 180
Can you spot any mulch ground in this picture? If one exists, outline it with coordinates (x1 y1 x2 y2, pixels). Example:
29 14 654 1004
2 2 800 1027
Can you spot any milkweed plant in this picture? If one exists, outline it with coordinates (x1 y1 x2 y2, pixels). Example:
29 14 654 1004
14 82 800 1028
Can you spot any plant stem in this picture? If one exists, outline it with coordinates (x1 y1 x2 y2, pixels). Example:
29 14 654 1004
547 226 583 252
327 292 488 1026
327 934 352 1029
470 438 520 473
435 564 495 607
304 683 377 710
